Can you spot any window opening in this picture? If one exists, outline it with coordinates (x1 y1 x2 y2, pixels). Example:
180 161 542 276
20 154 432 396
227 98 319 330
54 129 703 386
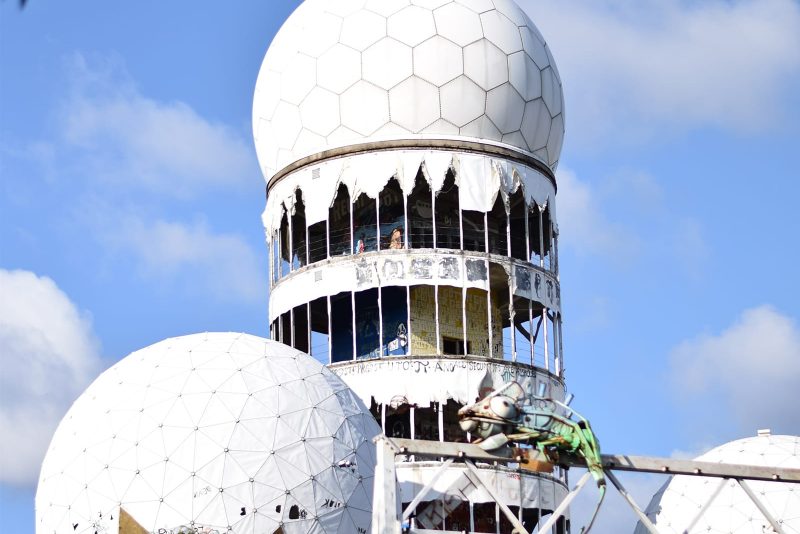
291 190 307 269
329 183 351 257
380 178 405 250
330 292 354 363
509 190 527 261
462 210 485 253
355 288 380 358
381 286 408 356
308 221 327 264
292 304 309 353
353 193 377 254
309 297 329 364
435 171 460 250
408 172 433 249
487 195 508 256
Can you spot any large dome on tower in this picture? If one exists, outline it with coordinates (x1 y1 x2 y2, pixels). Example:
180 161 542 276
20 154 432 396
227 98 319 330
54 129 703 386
253 0 565 182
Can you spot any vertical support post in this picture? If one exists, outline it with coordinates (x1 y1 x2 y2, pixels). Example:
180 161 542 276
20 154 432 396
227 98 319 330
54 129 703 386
378 284 384 357
543 309 550 371
306 303 312 359
351 291 357 361
495 502 500 534
459 200 464 250
376 196 381 251
484 211 489 254
406 285 412 356
403 185 409 250
434 285 441 355
469 502 475 533
432 184 437 249
538 209 545 269
410 406 415 440
349 189 354 255
509 270 516 362
437 402 444 442
381 403 386 432
305 213 310 267
505 201 511 258
462 285 469 357
289 308 295 348
528 299 535 367
524 205 531 263
326 295 332 364
288 205 293 272
372 437 401 534
326 218 331 260
487 274 494 359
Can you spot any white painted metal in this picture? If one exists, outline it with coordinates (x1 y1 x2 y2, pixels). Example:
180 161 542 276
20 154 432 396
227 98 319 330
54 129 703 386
36 333 381 534
535 471 592 534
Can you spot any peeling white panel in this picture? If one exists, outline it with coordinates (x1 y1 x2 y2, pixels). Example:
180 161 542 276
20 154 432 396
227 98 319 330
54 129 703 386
331 356 566 406
268 252 499 321
264 150 556 239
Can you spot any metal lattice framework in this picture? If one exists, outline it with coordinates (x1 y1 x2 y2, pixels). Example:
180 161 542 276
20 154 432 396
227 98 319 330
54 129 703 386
371 436 800 534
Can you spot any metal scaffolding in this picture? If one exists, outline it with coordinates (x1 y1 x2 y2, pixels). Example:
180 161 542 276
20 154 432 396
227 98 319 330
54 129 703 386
372 436 800 534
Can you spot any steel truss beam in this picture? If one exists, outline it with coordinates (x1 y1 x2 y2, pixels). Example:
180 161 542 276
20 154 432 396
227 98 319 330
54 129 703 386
373 437 800 534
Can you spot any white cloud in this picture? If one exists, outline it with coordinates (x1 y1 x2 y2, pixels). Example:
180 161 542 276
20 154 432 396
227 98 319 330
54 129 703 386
62 53 256 197
556 167 639 258
103 214 266 303
670 305 800 433
519 0 800 144
0 269 103 486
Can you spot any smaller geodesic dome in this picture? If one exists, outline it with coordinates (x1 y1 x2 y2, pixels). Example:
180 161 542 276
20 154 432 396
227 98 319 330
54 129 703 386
634 432 800 534
35 332 381 534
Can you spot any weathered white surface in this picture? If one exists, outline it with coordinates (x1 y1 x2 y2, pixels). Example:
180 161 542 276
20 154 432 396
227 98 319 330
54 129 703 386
262 150 557 239
635 433 800 534
253 0 565 181
36 332 380 534
330 357 565 407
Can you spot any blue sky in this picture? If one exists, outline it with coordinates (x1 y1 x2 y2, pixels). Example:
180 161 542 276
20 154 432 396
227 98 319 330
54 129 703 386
1 0 799 531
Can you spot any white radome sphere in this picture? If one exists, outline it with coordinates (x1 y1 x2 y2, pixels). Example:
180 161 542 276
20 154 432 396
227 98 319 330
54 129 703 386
253 0 565 182
35 333 380 534
634 433 800 534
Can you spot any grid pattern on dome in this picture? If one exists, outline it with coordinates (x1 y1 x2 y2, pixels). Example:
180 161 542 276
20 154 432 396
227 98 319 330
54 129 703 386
35 333 380 534
253 0 565 181
634 435 800 534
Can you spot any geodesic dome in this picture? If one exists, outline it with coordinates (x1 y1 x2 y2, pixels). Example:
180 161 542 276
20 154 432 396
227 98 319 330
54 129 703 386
253 0 565 181
634 433 800 534
35 332 381 534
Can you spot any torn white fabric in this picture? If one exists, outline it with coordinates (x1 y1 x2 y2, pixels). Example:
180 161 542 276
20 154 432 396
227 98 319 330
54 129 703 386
263 150 557 239
331 356 566 408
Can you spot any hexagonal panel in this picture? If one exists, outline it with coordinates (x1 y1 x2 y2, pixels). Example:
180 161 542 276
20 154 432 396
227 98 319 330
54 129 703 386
480 10 523 54
421 118 459 135
547 113 564 167
327 125 361 147
317 44 361 94
440 75 486 127
253 74 281 125
434 3 483 47
541 66 561 116
389 76 441 132
299 87 340 137
279 53 316 106
295 10 343 58
270 102 303 151
520 98 551 151
341 81 390 136
491 0 529 26
455 0 494 13
363 37 413 90
486 83 525 134
292 128 327 158
460 115 502 143
387 5 437 47
463 39 509 90
520 26 550 69
502 131 527 149
324 0 367 17
508 51 542 101
365 0 411 17
340 9 387 51
413 36 464 87
372 121 413 139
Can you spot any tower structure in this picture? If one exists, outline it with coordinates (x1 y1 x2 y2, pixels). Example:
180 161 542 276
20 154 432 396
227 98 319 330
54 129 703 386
254 0 569 530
